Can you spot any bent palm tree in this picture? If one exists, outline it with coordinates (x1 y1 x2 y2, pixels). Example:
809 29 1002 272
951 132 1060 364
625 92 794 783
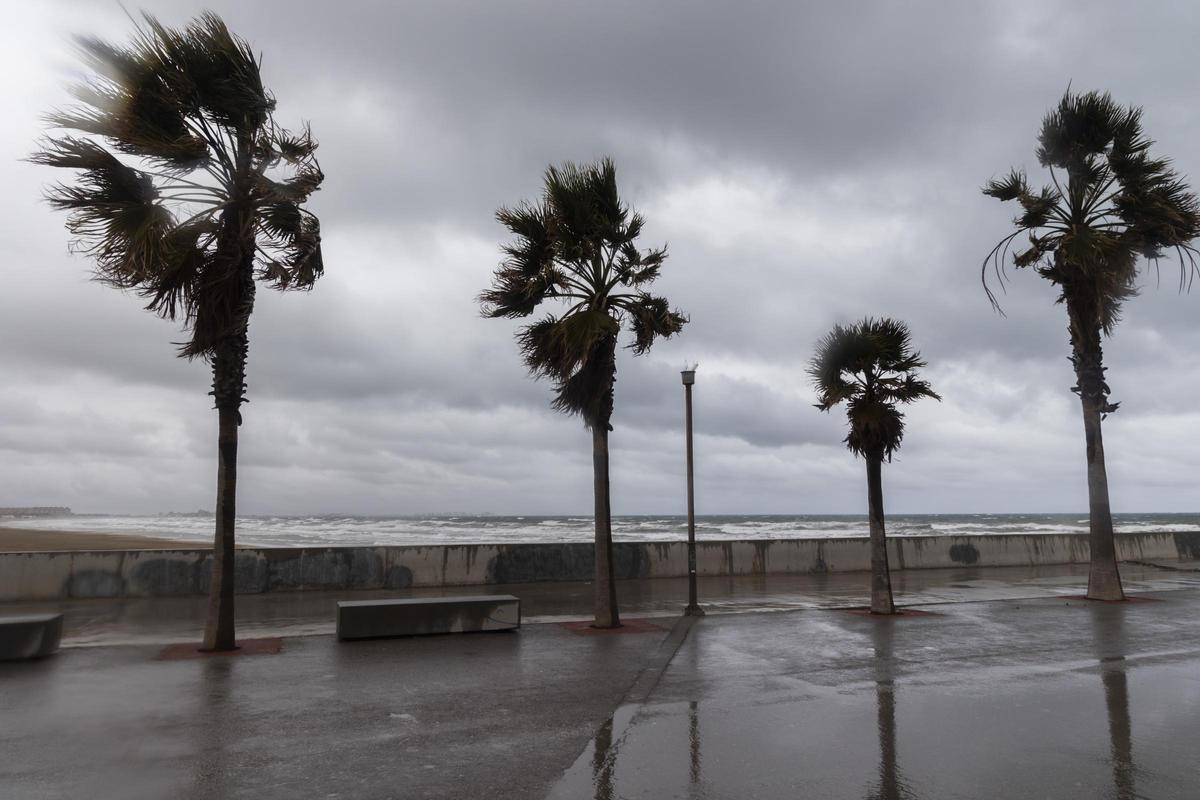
481 158 687 628
810 318 940 614
982 90 1200 601
32 13 324 650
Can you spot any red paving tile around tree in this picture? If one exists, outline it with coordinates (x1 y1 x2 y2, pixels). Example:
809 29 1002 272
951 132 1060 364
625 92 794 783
558 618 665 635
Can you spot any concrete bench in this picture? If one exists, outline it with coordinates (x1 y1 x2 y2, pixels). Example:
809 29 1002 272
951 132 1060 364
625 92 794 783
0 613 63 661
336 595 520 640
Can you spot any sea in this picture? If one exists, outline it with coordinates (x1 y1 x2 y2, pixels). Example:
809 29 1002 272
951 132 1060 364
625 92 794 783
2 512 1198 548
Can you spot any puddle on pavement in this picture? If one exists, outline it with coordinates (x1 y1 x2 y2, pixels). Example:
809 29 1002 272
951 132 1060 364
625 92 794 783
546 648 1200 799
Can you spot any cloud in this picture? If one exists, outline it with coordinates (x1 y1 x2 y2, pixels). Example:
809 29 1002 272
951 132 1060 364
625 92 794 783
1 1 1198 515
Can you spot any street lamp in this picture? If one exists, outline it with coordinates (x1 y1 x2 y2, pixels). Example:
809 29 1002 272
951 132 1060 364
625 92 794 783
681 366 704 616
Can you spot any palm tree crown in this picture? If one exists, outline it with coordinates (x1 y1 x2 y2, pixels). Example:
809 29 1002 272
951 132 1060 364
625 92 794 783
481 158 686 428
809 318 940 460
982 89 1200 411
31 12 323 371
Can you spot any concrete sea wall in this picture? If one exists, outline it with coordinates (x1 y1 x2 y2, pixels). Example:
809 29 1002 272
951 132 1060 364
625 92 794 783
1 531 1198 602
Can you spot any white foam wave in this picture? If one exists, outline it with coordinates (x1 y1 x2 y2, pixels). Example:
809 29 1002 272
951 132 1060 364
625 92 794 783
3 513 1196 547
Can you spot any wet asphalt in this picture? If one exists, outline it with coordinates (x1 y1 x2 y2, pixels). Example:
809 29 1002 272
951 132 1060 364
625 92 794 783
548 593 1200 800
0 617 670 800
1 566 1199 799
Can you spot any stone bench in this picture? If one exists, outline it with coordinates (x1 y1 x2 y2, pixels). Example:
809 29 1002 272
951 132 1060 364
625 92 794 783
0 613 63 661
336 595 520 640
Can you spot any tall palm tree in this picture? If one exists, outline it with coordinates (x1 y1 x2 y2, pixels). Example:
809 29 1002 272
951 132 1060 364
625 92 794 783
480 158 686 628
982 90 1200 601
810 318 940 614
32 13 324 650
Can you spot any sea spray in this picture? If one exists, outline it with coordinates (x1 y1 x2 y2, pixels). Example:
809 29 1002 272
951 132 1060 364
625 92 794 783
2 513 1198 548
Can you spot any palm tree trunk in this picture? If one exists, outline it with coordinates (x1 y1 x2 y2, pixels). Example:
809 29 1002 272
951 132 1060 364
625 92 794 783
866 454 895 614
201 221 255 651
1066 297 1125 602
202 399 239 651
591 424 620 628
1081 399 1124 600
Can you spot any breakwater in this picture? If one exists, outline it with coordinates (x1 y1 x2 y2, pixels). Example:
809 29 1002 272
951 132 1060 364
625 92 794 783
1 531 1197 602
0 507 71 519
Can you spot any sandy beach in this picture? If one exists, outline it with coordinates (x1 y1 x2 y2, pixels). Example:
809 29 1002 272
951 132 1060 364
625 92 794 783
0 527 203 552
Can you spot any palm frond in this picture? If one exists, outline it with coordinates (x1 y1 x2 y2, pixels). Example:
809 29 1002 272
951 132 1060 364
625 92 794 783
616 243 666 286
982 169 1029 202
57 33 211 171
183 250 252 360
484 158 686 429
1036 90 1126 170
34 12 323 362
982 88 1200 350
255 165 323 205
482 201 560 318
618 294 687 354
552 333 618 426
845 398 906 461
141 219 216 320
271 124 318 163
876 374 941 404
809 318 938 459
520 310 619 377
33 137 177 286
265 215 323 290
144 12 274 134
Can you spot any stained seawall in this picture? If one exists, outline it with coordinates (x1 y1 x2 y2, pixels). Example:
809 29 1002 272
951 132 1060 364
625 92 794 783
1 531 1198 602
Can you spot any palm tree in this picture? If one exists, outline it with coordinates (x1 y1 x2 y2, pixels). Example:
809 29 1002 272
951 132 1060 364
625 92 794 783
982 90 1200 601
32 13 324 650
809 318 940 614
480 158 686 628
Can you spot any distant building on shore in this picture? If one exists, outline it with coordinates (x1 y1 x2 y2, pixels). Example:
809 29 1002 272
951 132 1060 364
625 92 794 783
0 507 72 518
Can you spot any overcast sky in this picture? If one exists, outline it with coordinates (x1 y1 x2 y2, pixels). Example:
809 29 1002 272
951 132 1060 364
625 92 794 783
2 1 1198 516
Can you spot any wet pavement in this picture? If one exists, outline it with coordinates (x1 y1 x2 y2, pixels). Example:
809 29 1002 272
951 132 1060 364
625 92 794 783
548 593 1200 800
2 566 1200 799
0 616 674 800
5 561 1200 646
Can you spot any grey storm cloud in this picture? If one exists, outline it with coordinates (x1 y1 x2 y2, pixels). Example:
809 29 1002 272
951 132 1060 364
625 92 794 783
1 1 1199 515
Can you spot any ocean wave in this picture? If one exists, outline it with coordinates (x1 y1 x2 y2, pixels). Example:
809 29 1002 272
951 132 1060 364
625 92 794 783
3 513 1197 547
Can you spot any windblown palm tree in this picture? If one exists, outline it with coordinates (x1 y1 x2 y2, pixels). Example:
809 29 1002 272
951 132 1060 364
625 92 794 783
982 90 1200 601
481 158 687 628
32 13 324 650
810 318 940 614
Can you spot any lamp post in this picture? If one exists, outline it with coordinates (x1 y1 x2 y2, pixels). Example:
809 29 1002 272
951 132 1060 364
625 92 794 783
681 367 704 616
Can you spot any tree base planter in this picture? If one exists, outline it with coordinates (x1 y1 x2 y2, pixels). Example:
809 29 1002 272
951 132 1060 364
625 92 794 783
0 613 63 661
336 595 520 640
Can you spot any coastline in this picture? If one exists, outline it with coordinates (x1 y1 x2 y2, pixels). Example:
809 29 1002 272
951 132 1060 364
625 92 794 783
0 528 204 553
4 511 1199 551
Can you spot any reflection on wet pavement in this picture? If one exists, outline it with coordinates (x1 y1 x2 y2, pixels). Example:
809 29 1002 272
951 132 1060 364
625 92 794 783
191 659 233 798
688 700 701 788
868 620 916 800
1093 609 1135 800
549 592 1200 799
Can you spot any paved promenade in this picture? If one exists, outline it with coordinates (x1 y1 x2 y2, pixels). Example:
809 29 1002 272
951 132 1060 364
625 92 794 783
548 594 1200 799
2 565 1200 799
